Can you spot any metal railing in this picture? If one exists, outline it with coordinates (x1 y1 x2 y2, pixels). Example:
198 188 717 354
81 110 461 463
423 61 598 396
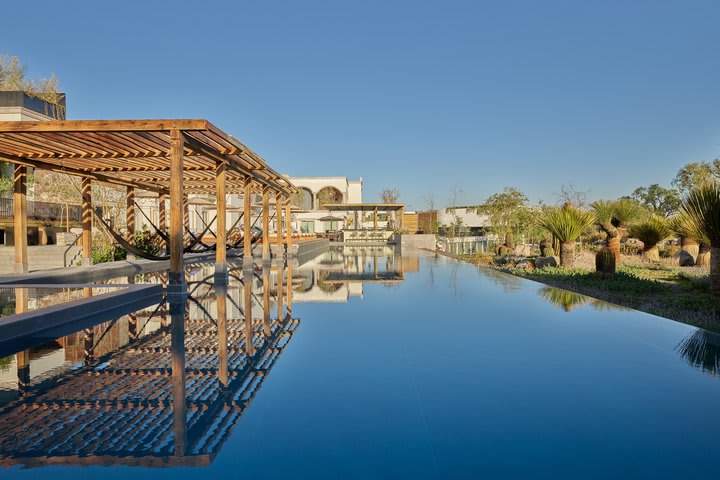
0 197 82 223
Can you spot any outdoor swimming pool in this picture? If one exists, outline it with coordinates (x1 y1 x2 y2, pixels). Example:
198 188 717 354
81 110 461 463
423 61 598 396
1 247 719 478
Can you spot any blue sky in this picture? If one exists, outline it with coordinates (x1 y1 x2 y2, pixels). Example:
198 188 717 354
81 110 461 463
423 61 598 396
2 0 719 209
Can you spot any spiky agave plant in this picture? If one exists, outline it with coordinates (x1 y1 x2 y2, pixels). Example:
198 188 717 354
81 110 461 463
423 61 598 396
681 181 720 295
536 204 596 267
539 286 590 312
628 214 673 261
592 199 644 267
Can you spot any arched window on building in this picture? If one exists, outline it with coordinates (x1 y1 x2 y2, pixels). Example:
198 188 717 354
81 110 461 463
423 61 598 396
290 187 313 211
316 186 343 209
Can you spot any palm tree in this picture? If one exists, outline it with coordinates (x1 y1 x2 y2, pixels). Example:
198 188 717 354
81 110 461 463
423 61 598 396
681 181 720 294
591 199 643 267
537 204 596 267
628 214 673 261
668 213 705 265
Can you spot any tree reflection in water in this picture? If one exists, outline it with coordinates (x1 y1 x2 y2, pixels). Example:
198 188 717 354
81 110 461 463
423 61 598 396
676 329 720 376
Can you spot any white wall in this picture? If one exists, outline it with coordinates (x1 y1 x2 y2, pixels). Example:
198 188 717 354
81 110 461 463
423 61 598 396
438 206 490 228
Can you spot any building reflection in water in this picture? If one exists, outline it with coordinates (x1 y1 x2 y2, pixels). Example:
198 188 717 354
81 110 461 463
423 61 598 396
0 247 414 468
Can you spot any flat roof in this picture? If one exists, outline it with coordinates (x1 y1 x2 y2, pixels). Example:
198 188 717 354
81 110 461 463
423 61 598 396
0 119 294 195
323 203 404 212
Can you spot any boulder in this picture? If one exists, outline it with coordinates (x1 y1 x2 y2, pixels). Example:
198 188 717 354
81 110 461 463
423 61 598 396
516 259 534 270
678 250 696 267
514 244 532 256
535 256 558 269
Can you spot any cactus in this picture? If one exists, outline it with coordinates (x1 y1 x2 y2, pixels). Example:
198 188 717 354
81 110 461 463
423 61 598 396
504 232 514 249
497 244 509 256
539 239 554 256
595 247 616 277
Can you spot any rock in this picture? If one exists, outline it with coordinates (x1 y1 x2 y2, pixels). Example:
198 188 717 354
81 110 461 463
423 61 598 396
678 250 696 267
514 244 532 256
535 256 558 269
516 259 534 270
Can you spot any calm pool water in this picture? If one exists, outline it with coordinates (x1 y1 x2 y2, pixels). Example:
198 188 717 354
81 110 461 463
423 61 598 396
1 247 719 479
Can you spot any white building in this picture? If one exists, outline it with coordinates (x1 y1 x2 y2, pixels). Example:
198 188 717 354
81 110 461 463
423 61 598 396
438 206 490 230
285 176 363 234
136 175 363 237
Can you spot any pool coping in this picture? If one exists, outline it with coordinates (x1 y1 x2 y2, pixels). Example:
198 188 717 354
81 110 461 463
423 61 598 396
0 283 163 352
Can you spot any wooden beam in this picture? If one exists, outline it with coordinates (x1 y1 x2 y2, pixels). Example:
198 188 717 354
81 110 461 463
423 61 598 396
243 178 252 264
262 187 270 261
13 165 27 274
0 119 209 132
169 130 184 282
0 154 167 194
215 161 227 268
81 177 92 265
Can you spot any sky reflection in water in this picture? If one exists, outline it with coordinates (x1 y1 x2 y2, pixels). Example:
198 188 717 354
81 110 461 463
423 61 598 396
0 247 719 479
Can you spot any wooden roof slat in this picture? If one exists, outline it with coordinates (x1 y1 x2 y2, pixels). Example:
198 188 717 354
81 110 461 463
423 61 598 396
0 119 294 196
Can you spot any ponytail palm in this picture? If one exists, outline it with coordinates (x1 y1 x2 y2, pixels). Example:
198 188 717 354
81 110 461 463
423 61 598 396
537 204 596 267
669 213 707 266
592 199 643 267
681 181 720 294
628 215 673 261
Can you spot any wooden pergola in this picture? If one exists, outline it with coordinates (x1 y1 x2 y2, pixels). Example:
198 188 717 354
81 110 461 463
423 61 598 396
0 119 297 281
323 202 405 230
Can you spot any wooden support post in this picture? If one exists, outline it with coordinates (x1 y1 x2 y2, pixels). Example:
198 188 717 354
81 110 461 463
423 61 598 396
216 284 228 386
262 266 271 337
243 178 253 268
81 177 92 265
276 267 284 321
170 297 187 456
285 197 293 257
15 288 29 395
169 129 185 289
13 165 28 274
261 187 270 262
399 207 404 232
286 262 293 318
126 186 135 237
373 207 378 230
275 192 283 259
16 350 30 396
244 270 255 357
215 161 227 276
158 193 167 252
182 194 190 245
125 186 135 260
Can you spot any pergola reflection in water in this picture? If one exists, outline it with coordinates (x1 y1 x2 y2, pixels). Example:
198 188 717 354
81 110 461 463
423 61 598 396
0 248 413 468
0 266 299 468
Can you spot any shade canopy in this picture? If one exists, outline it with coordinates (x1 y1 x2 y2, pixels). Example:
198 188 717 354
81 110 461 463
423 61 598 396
317 215 344 222
0 119 295 196
323 203 404 212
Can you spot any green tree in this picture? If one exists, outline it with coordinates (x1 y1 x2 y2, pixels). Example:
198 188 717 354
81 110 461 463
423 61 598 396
672 160 720 195
630 184 681 217
476 186 535 241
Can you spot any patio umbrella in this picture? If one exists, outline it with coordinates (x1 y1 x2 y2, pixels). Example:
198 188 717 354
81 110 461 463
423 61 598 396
318 215 344 222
